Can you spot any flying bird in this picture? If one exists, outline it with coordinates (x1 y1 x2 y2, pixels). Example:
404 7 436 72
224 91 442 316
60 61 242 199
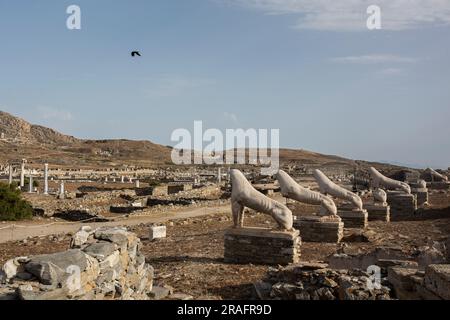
131 51 141 57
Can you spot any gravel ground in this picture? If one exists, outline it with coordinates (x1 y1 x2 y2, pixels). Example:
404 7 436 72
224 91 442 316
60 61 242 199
1 191 449 300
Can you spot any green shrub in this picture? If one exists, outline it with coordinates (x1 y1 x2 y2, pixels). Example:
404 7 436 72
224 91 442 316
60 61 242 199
24 177 39 188
0 182 33 221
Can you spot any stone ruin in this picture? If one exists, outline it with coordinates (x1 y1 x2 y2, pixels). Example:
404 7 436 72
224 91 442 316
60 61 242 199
277 170 343 243
369 167 417 220
0 227 154 300
230 169 293 230
224 169 300 265
314 169 368 229
277 170 337 217
409 179 429 207
421 168 450 191
370 167 411 194
255 261 450 300
254 239 450 300
422 167 448 182
254 262 392 300
364 188 391 222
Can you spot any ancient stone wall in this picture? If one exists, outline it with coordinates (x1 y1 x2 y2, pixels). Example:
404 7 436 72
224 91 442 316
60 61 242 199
0 227 154 300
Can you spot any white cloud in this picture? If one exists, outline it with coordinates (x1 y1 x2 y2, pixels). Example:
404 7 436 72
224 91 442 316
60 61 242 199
330 54 418 64
37 106 73 121
223 0 450 31
145 75 215 98
377 67 404 76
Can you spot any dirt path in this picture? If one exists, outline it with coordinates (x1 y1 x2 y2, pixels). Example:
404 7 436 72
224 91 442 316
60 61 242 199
0 204 230 243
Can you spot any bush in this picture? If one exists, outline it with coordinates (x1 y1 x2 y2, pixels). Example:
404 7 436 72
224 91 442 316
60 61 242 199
0 182 33 221
141 178 161 187
24 177 39 188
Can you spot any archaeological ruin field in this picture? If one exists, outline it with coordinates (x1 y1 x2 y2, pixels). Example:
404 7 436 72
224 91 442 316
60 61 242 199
1 112 450 302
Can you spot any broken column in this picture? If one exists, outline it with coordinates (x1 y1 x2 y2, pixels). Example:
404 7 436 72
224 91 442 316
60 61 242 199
20 159 26 188
59 181 65 199
135 180 140 188
8 165 13 184
44 163 49 195
224 228 301 265
217 168 222 184
28 175 33 193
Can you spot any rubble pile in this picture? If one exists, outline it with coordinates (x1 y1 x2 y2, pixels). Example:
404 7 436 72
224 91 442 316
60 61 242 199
148 185 224 204
0 227 154 300
254 262 392 300
25 191 131 218
388 264 450 300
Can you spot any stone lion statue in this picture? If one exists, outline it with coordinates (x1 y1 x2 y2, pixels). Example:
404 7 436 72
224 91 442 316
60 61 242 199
276 170 337 216
230 169 293 230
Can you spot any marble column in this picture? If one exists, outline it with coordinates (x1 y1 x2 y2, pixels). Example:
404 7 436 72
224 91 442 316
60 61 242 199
20 160 25 188
59 181 65 199
44 163 49 195
217 168 222 184
8 165 13 184
29 175 33 193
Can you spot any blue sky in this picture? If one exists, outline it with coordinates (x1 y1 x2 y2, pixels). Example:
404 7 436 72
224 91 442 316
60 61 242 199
0 0 449 168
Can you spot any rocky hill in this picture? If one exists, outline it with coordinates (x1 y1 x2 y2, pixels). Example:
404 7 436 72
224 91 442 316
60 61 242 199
0 111 78 145
0 110 406 171
0 111 172 167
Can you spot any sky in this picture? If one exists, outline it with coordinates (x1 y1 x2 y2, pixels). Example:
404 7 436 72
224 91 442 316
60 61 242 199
0 0 449 168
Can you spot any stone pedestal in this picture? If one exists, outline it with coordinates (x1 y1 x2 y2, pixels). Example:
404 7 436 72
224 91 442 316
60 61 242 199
410 182 428 206
387 191 417 219
337 207 368 229
293 215 343 243
224 227 301 265
412 188 428 206
364 203 390 222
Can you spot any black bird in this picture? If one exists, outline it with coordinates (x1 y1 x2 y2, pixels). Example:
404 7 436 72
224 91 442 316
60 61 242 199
131 51 141 57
